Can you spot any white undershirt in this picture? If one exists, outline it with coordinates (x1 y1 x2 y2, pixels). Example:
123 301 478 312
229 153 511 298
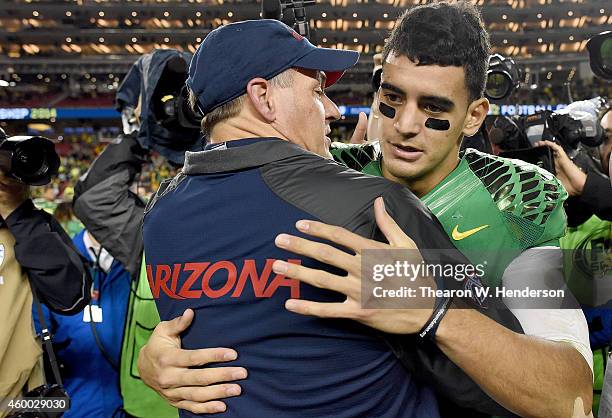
83 231 114 274
502 246 593 378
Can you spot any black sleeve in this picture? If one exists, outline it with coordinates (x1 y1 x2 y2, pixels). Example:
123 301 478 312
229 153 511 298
73 134 148 276
578 171 612 221
5 199 91 315
565 171 612 227
380 185 523 417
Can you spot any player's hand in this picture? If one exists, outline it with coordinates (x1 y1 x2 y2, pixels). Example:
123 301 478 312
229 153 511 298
349 111 368 144
273 197 435 334
535 140 587 196
138 309 248 414
0 170 29 219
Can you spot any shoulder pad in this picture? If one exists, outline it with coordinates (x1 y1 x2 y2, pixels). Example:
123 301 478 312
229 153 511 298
463 148 568 227
330 141 381 172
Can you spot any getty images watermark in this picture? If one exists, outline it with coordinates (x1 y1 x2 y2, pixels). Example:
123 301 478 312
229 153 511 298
360 249 609 309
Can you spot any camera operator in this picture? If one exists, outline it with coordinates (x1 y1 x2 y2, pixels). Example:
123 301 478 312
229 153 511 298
72 49 205 418
0 140 90 404
536 108 612 225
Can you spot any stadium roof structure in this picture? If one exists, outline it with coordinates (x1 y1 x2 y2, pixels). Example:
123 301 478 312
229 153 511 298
0 0 610 93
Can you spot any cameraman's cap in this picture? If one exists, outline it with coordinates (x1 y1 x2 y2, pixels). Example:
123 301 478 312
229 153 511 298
187 19 359 115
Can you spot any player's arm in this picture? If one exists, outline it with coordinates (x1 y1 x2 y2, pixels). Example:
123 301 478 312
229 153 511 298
435 257 593 418
275 198 593 418
435 312 592 418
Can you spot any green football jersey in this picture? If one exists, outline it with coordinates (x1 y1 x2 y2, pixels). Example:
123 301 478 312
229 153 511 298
331 142 568 286
120 256 179 418
561 215 612 306
560 216 611 415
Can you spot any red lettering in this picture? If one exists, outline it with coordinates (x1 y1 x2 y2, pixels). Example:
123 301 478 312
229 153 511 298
150 259 303 300
155 264 178 299
146 264 155 297
231 259 272 298
202 261 237 298
147 264 184 300
291 30 304 41
171 264 182 296
263 259 301 299
179 262 209 298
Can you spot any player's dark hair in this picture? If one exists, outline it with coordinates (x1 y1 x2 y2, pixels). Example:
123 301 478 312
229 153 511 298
382 1 490 102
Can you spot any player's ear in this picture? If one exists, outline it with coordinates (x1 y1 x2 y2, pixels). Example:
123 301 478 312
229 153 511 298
463 97 489 137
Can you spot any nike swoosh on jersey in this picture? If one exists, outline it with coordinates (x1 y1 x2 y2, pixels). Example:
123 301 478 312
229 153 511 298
451 224 489 240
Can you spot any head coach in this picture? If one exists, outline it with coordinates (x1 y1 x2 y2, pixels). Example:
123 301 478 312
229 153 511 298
143 19 485 417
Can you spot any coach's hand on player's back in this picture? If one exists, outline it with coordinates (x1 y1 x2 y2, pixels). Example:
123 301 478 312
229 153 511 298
138 309 247 414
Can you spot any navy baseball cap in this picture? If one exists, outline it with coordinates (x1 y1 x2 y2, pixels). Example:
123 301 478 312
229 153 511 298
187 19 359 115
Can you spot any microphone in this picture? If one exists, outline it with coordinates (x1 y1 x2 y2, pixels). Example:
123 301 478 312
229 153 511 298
292 3 310 38
261 0 282 20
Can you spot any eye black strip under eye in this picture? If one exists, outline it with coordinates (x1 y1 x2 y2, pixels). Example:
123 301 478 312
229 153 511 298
378 102 450 131
378 102 396 118
425 118 450 131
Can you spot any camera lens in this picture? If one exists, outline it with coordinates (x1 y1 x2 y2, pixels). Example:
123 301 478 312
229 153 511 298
486 71 511 100
588 31 612 80
13 139 49 179
601 38 612 73
163 99 176 117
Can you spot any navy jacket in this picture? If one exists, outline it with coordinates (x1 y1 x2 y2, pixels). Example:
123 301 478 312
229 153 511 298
143 138 518 417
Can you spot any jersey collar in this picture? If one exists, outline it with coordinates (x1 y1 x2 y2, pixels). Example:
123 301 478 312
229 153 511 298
184 137 316 175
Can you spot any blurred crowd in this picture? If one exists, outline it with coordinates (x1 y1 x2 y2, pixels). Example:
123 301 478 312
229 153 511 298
28 129 176 238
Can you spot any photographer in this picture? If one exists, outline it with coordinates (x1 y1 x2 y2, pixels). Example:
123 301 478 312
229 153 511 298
536 108 611 415
30 226 132 418
0 164 90 404
536 109 612 225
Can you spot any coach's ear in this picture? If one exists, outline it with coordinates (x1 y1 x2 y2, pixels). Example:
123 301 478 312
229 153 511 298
247 78 276 123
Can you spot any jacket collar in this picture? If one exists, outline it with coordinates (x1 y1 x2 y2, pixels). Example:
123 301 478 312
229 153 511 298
184 137 310 174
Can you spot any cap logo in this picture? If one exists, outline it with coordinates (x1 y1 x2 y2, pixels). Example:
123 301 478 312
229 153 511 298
290 30 304 41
